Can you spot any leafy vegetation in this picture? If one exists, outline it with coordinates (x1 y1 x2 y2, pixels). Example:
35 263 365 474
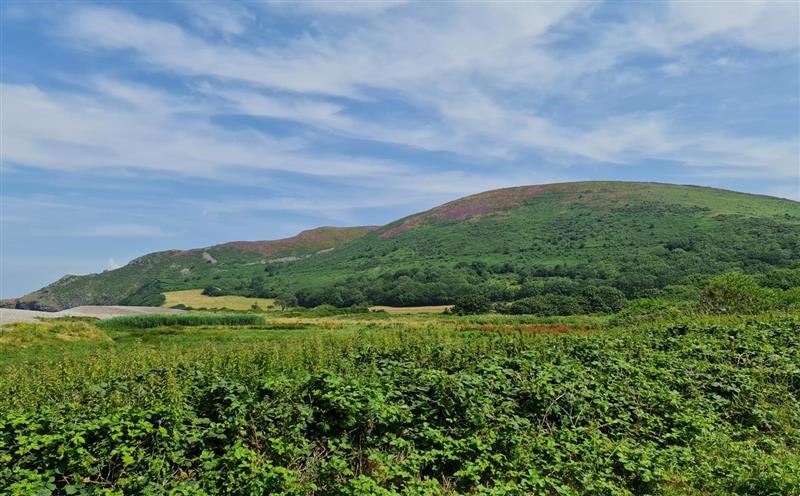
1 312 799 494
98 313 264 330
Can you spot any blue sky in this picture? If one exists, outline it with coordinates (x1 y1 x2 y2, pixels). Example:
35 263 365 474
2 1 799 298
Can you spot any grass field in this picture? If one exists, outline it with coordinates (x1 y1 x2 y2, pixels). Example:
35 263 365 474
2 309 799 495
163 289 275 310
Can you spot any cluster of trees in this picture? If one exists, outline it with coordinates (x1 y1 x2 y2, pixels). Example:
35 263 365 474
507 272 797 317
500 285 627 315
450 285 626 316
238 258 800 317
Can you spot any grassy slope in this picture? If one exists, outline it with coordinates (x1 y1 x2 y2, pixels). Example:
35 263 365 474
10 181 800 310
270 181 800 289
8 226 375 311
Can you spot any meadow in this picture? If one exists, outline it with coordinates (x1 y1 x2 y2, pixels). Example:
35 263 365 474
1 308 798 495
163 289 275 311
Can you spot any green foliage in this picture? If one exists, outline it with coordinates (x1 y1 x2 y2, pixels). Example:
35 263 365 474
201 285 224 297
2 316 799 494
500 285 628 316
759 266 800 290
98 313 264 330
699 272 777 314
608 298 690 326
451 294 492 315
275 292 298 310
500 293 583 316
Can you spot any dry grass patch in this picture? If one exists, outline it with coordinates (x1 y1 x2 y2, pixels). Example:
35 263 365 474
0 320 111 350
163 289 275 311
370 305 453 314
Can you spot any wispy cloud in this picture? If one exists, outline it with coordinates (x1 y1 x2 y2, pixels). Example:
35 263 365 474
2 82 398 179
33 1 794 181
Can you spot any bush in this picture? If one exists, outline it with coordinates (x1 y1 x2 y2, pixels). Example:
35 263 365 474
609 298 688 326
452 294 492 315
779 287 800 310
758 267 800 290
275 293 298 310
699 272 776 314
578 285 627 313
201 286 224 297
286 305 372 317
501 294 583 316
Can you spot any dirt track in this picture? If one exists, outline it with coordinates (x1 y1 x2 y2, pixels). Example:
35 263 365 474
0 306 186 325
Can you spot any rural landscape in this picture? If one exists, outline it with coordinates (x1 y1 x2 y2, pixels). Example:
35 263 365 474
2 182 800 494
3 1 800 495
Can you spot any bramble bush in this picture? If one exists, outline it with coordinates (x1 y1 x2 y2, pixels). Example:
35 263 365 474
2 317 799 494
699 272 776 314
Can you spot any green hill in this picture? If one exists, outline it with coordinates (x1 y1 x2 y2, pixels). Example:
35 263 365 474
7 226 378 311
8 181 800 310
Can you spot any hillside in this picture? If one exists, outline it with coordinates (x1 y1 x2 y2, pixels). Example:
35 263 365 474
7 226 377 311
8 181 800 310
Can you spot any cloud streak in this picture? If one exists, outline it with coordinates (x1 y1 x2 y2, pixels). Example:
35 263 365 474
10 1 782 183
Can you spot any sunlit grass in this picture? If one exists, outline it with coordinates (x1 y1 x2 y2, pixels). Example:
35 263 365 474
163 288 275 310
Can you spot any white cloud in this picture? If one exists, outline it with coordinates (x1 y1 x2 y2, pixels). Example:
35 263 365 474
177 0 254 37
1 82 398 178
2 2 794 188
106 258 121 270
62 4 585 96
668 1 799 51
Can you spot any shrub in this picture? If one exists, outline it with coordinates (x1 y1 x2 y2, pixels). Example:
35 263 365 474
780 287 800 310
451 294 492 315
609 298 688 326
578 285 627 313
202 286 224 297
501 294 583 316
758 267 800 290
699 272 776 314
275 293 298 310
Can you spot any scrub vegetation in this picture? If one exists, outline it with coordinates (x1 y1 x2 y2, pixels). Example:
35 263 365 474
2 304 799 494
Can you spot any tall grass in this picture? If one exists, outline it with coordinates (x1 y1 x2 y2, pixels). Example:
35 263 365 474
98 313 264 330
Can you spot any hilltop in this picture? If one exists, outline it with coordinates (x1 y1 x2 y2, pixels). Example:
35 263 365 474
8 181 800 310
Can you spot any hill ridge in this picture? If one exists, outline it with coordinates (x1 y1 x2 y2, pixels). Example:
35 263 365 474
6 181 800 311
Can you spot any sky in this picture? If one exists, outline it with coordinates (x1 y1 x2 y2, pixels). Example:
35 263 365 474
2 1 799 298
